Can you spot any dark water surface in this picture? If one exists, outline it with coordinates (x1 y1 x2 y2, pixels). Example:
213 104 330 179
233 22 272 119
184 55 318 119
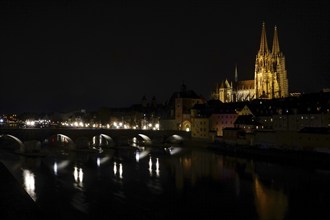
1 145 330 219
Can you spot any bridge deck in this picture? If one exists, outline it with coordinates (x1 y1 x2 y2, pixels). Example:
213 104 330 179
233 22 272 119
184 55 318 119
0 128 191 146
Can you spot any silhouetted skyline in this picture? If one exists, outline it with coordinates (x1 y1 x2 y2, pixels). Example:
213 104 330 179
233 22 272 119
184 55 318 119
1 0 330 113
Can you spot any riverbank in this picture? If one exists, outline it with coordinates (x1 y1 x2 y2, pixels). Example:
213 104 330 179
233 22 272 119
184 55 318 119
208 143 330 170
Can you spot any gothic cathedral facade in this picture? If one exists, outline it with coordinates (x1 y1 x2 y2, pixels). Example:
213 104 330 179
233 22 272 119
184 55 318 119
213 22 289 102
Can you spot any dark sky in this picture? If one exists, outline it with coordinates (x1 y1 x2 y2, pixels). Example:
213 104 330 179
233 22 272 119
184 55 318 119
1 0 330 114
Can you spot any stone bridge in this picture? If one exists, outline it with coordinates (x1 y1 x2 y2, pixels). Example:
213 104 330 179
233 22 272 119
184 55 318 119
0 128 191 150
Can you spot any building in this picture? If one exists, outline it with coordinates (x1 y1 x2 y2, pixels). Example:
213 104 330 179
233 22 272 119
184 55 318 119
191 116 210 139
160 84 205 131
209 103 239 136
213 22 289 102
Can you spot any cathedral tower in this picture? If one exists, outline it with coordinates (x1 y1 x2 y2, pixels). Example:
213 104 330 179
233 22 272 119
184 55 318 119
271 26 289 98
254 22 288 99
254 22 278 99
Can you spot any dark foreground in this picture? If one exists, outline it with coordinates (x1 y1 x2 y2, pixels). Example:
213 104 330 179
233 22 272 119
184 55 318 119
0 162 41 220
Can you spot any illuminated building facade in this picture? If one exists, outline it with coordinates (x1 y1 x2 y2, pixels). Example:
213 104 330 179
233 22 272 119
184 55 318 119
213 22 289 102
255 22 288 99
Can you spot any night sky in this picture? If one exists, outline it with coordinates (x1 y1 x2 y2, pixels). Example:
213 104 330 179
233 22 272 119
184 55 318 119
1 0 330 114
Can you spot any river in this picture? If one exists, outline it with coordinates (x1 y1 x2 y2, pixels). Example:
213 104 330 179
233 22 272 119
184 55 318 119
0 144 329 219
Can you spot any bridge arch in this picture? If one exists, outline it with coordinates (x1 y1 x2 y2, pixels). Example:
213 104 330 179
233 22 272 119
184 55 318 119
91 133 115 148
165 134 184 144
0 134 24 151
47 134 75 149
129 133 152 147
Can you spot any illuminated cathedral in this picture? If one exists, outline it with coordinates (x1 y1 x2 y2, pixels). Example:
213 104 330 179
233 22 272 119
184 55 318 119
212 22 289 102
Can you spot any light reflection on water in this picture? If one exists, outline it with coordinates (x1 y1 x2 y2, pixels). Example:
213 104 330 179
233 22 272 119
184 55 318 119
96 157 100 167
0 146 330 219
73 166 84 189
22 169 36 201
148 156 152 176
148 156 160 177
113 161 123 179
254 176 288 220
119 163 123 179
53 162 58 175
113 161 117 175
155 158 160 177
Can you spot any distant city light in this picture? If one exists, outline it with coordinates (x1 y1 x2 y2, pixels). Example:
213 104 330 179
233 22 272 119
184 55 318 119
25 120 36 127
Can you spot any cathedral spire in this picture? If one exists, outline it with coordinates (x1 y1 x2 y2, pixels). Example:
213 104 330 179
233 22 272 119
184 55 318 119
234 64 238 83
259 22 269 55
272 25 280 54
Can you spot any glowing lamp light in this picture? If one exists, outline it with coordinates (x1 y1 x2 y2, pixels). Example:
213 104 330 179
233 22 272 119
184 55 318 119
26 120 36 126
